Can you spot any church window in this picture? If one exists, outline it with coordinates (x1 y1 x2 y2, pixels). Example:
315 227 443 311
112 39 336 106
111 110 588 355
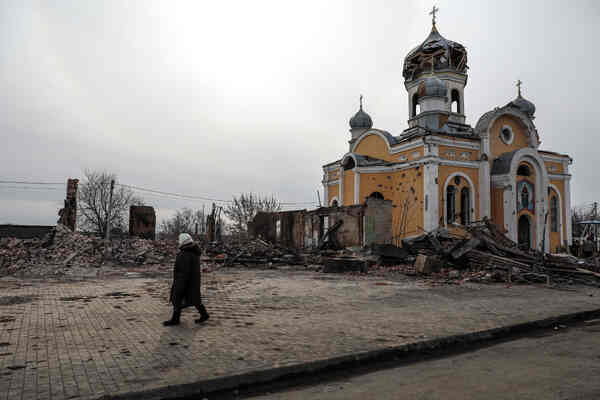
446 185 456 224
550 196 559 232
451 89 460 113
501 126 514 144
517 164 531 177
460 187 471 225
331 199 339 207
412 93 420 117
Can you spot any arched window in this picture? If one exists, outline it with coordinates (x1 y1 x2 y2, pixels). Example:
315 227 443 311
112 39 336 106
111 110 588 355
412 93 420 117
517 164 531 177
331 199 339 207
368 192 384 200
460 187 470 225
451 89 460 113
550 196 558 232
446 185 456 224
521 185 529 209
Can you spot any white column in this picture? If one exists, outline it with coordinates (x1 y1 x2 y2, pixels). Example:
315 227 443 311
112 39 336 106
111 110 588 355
479 161 490 219
423 162 439 232
565 177 572 245
503 181 516 242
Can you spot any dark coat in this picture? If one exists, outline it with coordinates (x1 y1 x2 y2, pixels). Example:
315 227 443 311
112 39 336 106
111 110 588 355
169 243 203 308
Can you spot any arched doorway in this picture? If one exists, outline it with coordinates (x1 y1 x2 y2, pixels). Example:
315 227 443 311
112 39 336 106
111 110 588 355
518 215 531 249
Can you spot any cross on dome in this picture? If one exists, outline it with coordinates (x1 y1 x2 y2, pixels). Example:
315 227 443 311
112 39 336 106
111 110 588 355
516 79 522 96
430 5 439 27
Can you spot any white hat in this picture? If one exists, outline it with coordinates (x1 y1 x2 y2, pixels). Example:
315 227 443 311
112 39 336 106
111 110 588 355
178 233 193 248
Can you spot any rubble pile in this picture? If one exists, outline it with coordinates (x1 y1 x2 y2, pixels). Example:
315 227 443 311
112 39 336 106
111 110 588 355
204 237 304 266
0 225 178 277
402 219 600 286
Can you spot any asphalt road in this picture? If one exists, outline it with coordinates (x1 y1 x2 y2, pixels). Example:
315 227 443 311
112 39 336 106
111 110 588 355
247 321 600 400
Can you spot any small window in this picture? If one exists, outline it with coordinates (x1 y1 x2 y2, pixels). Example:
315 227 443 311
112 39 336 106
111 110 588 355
501 126 514 144
331 199 339 207
343 157 355 170
517 164 531 177
368 192 384 200
451 89 460 113
412 93 420 117
550 196 559 232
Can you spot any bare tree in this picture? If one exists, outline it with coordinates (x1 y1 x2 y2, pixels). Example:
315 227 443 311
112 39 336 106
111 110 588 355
224 193 281 235
77 170 143 235
159 208 207 238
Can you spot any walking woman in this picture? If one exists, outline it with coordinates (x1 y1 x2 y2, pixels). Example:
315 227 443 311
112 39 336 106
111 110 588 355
163 233 210 326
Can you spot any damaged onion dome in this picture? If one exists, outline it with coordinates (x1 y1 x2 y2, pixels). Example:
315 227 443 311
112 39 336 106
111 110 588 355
349 106 373 129
403 26 468 81
507 94 536 118
417 76 448 98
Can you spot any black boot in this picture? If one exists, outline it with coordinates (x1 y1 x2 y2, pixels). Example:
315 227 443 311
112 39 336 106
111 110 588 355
163 308 181 326
194 304 210 324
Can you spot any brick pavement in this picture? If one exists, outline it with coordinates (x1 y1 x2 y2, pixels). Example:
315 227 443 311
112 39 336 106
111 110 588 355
0 268 599 400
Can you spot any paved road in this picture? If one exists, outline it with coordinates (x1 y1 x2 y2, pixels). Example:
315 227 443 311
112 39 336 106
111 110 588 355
249 322 600 400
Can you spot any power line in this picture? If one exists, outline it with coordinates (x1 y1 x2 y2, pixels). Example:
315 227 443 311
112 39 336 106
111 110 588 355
0 185 63 191
0 180 64 185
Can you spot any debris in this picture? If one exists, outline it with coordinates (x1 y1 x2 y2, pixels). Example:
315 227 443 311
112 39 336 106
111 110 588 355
323 257 368 273
414 254 442 275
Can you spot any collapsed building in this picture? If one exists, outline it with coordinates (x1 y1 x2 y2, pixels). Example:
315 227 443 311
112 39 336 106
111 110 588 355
249 197 392 250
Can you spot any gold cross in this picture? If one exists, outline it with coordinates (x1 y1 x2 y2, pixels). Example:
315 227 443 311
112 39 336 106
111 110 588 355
516 79 522 96
430 5 439 26
359 94 363 109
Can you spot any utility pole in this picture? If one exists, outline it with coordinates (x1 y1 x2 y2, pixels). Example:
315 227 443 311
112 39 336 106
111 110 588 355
104 179 115 259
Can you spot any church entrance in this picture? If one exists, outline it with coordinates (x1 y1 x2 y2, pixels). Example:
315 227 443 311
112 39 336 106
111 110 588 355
518 215 532 249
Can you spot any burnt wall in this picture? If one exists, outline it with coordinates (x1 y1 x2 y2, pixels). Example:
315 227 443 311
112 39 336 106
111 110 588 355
129 206 156 240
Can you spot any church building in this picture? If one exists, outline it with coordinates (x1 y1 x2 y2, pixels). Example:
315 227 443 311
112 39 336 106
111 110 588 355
322 12 572 253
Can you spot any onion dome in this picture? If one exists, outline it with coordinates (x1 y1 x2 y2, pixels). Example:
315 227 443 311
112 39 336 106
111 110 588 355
349 96 373 129
403 25 468 81
506 81 536 118
417 75 448 98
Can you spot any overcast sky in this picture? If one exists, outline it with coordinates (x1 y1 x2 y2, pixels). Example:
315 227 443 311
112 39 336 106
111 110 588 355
1 0 599 226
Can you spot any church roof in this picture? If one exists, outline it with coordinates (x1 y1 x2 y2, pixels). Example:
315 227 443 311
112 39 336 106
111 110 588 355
403 25 468 81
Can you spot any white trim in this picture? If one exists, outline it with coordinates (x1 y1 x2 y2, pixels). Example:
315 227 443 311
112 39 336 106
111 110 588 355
442 172 476 228
390 140 424 154
329 196 339 207
326 179 340 186
424 136 481 150
354 170 360 204
548 184 564 246
354 157 480 174
500 125 515 145
540 154 571 164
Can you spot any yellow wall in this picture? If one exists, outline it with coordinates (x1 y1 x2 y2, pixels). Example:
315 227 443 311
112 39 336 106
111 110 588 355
549 179 567 251
438 165 480 224
491 186 504 230
544 161 563 174
489 115 530 159
343 170 354 206
353 134 394 161
359 167 424 244
328 184 339 205
395 147 423 162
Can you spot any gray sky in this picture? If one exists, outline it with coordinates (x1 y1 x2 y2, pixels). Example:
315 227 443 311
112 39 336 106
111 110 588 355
1 0 599 225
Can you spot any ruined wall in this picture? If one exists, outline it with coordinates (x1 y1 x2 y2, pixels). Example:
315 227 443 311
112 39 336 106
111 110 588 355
129 206 156 240
250 200 392 250
57 178 78 231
